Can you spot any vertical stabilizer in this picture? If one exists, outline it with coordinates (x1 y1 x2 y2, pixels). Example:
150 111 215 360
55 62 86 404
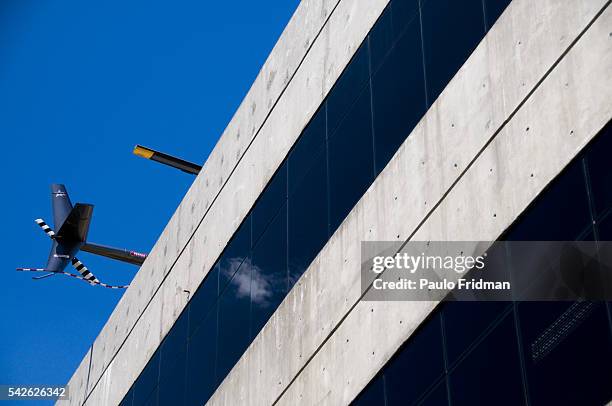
51 184 73 229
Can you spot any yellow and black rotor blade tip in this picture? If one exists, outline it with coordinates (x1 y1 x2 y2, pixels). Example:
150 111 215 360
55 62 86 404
133 144 201 175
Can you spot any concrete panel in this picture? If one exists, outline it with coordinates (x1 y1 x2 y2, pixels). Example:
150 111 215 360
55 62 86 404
278 4 612 404
85 291 165 406
206 0 610 405
59 347 90 406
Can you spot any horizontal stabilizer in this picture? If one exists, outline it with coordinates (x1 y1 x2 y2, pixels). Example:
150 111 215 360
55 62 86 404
56 204 94 242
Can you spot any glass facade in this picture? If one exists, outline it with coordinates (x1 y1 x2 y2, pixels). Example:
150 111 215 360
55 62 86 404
352 120 612 406
121 1 514 404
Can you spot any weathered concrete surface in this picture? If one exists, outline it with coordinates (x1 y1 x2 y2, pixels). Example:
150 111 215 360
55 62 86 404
65 347 91 406
61 0 391 404
278 3 612 405
205 0 611 405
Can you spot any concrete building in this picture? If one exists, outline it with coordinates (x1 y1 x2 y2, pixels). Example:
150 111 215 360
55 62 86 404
61 0 612 404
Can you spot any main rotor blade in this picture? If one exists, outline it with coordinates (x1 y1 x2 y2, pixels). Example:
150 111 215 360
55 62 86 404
133 144 201 175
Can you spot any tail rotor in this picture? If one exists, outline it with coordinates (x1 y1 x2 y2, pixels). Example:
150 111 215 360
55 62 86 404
18 188 135 290
35 218 56 239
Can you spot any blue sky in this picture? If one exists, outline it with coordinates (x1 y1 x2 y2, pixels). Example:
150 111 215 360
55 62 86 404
0 0 299 403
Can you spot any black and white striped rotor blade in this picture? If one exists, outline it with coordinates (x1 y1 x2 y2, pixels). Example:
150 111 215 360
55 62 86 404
70 257 129 289
35 218 56 239
16 268 55 280
71 257 100 285
97 282 129 289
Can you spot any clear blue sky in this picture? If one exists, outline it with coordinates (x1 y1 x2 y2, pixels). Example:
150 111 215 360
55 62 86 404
0 0 299 403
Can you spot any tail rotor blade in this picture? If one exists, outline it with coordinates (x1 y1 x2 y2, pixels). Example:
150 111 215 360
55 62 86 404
71 257 99 285
97 282 129 289
18 260 129 289
70 257 129 289
35 219 56 239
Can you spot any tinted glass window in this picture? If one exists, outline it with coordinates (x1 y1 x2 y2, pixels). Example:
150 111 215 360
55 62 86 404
586 121 612 219
598 213 612 240
185 310 217 406
160 310 188 380
484 0 512 30
252 162 287 245
421 0 485 103
141 388 158 406
327 42 370 134
391 0 419 39
288 151 329 287
160 314 188 406
328 87 375 232
218 218 251 293
372 14 426 173
216 261 251 381
517 301 612 406
449 312 525 406
504 158 591 241
133 350 160 406
251 206 288 337
288 106 326 193
120 389 134 406
418 380 448 406
369 4 394 73
442 301 510 366
158 355 186 406
188 265 219 337
385 314 444 405
351 373 385 406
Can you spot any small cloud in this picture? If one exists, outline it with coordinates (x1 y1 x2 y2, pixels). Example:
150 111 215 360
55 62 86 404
220 257 284 307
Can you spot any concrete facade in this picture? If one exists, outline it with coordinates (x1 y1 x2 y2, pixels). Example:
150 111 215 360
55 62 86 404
62 0 612 404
